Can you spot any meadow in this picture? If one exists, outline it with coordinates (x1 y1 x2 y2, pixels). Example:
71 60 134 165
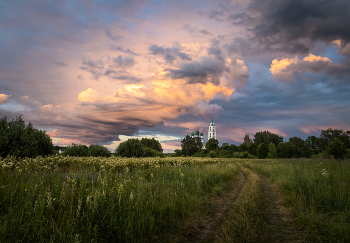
0 156 349 242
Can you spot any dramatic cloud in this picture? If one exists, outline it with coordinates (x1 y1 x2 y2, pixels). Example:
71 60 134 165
1 0 349 150
0 94 10 105
270 54 350 82
247 0 350 54
149 44 191 64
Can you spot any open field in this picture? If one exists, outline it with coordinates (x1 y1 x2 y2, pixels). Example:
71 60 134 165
1 156 349 242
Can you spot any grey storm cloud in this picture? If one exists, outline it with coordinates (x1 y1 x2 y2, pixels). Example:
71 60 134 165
149 44 192 64
181 24 212 37
109 45 140 56
80 56 138 82
113 55 135 68
247 0 350 54
207 38 224 61
165 56 228 85
198 10 224 21
105 30 124 41
53 61 69 67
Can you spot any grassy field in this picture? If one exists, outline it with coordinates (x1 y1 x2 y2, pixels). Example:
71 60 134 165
0 156 349 242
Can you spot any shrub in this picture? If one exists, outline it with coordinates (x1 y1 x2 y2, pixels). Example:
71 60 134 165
174 149 182 156
140 138 163 152
62 144 88 157
87 145 111 157
115 138 145 158
327 138 346 159
144 147 165 157
257 143 268 159
209 151 216 158
0 116 54 158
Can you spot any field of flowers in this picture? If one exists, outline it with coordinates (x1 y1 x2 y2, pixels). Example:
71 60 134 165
0 156 240 242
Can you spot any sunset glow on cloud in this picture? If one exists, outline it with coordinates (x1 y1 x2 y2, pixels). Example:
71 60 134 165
1 0 350 152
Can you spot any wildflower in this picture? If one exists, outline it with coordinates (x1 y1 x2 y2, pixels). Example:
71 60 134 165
321 169 328 177
130 192 134 200
180 173 185 177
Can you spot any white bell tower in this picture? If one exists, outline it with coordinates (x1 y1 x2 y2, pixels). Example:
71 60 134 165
208 117 216 140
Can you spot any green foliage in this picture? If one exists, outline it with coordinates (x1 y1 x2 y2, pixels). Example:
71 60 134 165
228 144 237 151
327 138 346 159
140 138 163 152
115 138 145 158
243 134 253 149
144 147 165 157
232 151 254 159
257 143 268 159
238 143 248 152
288 136 311 158
62 144 89 157
205 138 219 151
321 128 350 149
221 143 229 150
209 151 216 158
0 116 54 158
266 142 277 158
174 149 182 156
181 135 203 156
254 131 283 147
248 143 258 156
87 145 111 157
277 142 297 158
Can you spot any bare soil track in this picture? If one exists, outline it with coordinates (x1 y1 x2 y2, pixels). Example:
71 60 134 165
186 170 246 242
189 163 305 243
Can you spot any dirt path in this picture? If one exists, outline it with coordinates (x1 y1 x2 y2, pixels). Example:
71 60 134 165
258 174 305 243
189 169 246 243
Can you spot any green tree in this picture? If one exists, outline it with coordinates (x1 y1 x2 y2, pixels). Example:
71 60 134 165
181 135 203 156
243 134 253 150
221 143 229 150
254 131 283 147
257 143 268 159
205 138 219 151
277 142 297 158
0 116 54 158
327 138 346 159
288 137 311 158
237 143 248 152
267 142 278 158
62 144 89 157
115 138 145 158
174 149 182 156
321 128 350 149
87 145 111 157
248 143 258 156
140 138 163 152
228 144 237 152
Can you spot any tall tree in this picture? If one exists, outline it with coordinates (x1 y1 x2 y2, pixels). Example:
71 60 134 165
257 143 268 159
181 135 203 156
254 131 283 147
140 138 163 152
327 138 346 159
205 138 219 151
243 134 253 149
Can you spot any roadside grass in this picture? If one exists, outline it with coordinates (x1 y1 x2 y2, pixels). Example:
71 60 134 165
0 156 239 242
213 162 269 243
243 158 350 242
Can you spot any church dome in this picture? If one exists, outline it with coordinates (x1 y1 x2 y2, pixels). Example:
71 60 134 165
195 130 199 136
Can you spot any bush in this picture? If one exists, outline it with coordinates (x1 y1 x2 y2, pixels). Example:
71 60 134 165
257 143 268 159
310 150 333 159
174 149 182 156
209 151 216 158
115 139 145 158
144 147 165 157
62 144 89 157
205 138 219 151
0 116 54 158
140 138 163 152
327 138 346 159
87 145 111 157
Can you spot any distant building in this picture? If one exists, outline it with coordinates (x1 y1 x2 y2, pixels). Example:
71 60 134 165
208 117 216 140
189 117 217 143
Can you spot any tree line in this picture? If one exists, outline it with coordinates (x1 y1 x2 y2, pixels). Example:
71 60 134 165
0 116 163 158
179 129 350 159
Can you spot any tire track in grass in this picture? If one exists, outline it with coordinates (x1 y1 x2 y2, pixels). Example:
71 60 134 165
188 167 246 243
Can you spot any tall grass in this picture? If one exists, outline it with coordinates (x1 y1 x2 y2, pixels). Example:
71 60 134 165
214 163 269 242
243 158 350 242
0 156 239 242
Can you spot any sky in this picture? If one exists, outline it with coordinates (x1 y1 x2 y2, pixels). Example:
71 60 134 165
1 0 350 153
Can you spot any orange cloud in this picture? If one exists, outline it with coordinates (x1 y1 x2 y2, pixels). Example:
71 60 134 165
0 94 11 105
